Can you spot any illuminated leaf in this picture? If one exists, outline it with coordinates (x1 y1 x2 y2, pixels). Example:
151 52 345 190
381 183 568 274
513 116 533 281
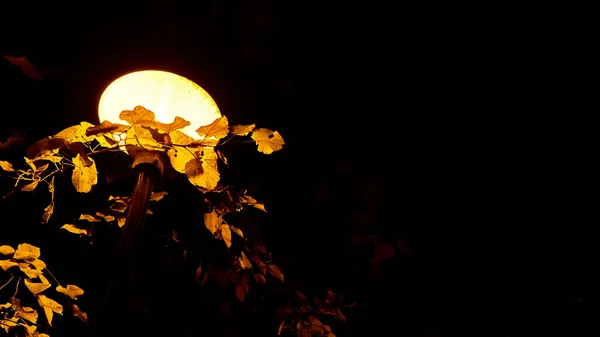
71 154 98 193
116 216 126 228
95 212 114 222
57 285 84 300
154 116 191 134
267 264 284 282
184 147 220 190
119 106 156 126
229 225 244 238
195 265 202 282
24 279 51 295
251 128 285 154
110 200 128 213
195 116 229 144
168 130 195 146
167 146 197 174
16 305 38 325
240 195 267 212
149 191 168 201
221 225 232 248
54 122 93 143
21 180 39 192
125 124 161 149
13 243 41 260
39 274 50 284
37 294 63 326
72 304 88 323
20 266 43 278
61 224 87 235
0 245 14 255
230 124 255 136
204 210 222 235
78 214 99 222
30 259 46 270
0 260 18 271
0 161 15 172
239 252 252 270
85 120 129 137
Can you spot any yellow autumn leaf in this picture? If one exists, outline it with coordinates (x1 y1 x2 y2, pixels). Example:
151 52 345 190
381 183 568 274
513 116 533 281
57 285 84 300
195 116 229 144
154 116 191 134
119 106 157 126
124 124 161 149
251 128 285 154
24 278 51 295
168 130 195 146
239 252 252 270
0 245 14 255
0 260 19 271
184 147 220 190
30 259 46 270
0 161 15 172
204 210 222 235
61 224 88 235
78 214 99 222
229 225 244 238
71 154 98 193
20 266 43 279
230 124 255 136
85 120 129 137
21 180 39 192
167 145 198 174
221 224 232 248
240 195 267 212
37 294 63 326
16 305 38 325
13 243 41 260
54 122 93 143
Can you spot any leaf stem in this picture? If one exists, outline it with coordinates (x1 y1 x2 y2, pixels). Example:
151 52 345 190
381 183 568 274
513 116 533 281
0 275 14 291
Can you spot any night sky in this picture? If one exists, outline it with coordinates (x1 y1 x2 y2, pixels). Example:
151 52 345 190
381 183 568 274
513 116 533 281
0 2 534 337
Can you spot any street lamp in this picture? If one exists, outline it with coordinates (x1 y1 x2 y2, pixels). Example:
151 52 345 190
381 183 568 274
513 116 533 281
97 70 222 288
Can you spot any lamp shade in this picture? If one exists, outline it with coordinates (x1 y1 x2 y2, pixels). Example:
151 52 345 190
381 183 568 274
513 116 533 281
98 70 221 138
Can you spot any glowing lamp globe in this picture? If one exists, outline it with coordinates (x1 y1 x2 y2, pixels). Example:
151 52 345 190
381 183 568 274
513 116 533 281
98 70 221 138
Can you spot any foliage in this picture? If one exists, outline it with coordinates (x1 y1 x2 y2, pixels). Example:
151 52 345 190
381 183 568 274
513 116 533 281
0 243 86 337
0 106 351 336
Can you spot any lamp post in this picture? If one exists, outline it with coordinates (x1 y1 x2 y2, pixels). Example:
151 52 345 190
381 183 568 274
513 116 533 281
97 70 221 329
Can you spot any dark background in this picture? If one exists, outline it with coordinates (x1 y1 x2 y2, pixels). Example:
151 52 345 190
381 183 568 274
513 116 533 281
0 1 527 336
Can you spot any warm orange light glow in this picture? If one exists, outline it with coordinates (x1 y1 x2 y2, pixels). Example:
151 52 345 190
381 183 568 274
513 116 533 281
98 70 221 138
